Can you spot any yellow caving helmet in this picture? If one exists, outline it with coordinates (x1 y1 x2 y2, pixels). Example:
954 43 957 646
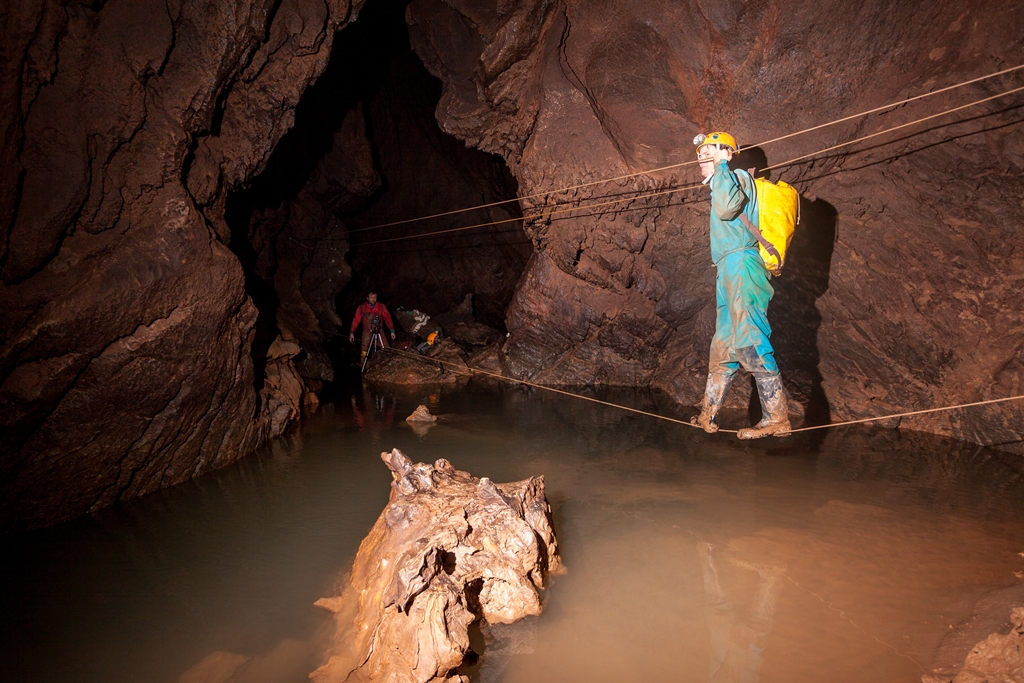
693 131 738 156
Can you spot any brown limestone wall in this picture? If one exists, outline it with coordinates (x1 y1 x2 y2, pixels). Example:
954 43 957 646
406 0 1024 451
0 0 365 533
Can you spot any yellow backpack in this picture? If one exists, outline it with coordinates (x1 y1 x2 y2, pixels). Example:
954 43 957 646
738 177 800 276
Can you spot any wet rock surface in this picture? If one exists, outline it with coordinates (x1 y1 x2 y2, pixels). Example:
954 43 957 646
406 0 1024 451
364 340 473 386
311 448 564 683
923 606 1024 683
406 404 437 422
445 322 504 350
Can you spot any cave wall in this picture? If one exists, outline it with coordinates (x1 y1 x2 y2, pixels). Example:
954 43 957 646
0 0 366 532
406 0 1024 450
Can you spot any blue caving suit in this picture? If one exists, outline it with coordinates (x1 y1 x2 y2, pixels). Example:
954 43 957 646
707 159 777 377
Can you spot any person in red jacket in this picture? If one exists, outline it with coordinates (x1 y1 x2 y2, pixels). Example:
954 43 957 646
349 292 396 357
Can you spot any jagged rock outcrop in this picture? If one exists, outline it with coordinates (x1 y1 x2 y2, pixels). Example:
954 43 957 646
406 0 1024 451
311 448 564 683
238 106 380 390
236 11 531 385
923 606 1024 683
0 0 366 532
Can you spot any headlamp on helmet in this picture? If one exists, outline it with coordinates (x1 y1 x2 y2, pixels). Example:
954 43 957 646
694 131 738 157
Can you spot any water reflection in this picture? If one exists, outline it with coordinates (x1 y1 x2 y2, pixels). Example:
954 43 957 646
1 380 1023 683
699 542 783 683
349 386 396 444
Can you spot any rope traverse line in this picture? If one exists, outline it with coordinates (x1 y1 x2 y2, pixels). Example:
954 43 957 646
356 181 703 245
354 82 1024 246
760 82 1024 174
786 395 1024 433
379 347 1024 438
349 63 1024 234
382 347 719 429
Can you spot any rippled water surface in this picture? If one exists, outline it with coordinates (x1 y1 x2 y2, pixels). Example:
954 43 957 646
3 382 1024 683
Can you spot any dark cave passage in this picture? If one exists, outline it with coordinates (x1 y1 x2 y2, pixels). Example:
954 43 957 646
225 0 528 397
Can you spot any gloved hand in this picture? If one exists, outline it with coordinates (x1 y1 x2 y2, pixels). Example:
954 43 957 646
698 144 733 183
711 145 733 165
349 332 355 343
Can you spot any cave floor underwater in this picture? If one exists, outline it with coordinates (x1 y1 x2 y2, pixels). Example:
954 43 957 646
2 380 1023 683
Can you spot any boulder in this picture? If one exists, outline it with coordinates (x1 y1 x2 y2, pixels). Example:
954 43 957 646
364 341 473 385
434 293 476 328
444 321 504 349
406 405 438 422
395 308 444 340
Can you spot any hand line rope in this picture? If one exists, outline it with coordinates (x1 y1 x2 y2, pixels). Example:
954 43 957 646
761 83 1024 174
348 63 1024 234
380 347 1024 439
785 395 1024 433
382 347 727 430
353 82 1024 246
356 182 703 245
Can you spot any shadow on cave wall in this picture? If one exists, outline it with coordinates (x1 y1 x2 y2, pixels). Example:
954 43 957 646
739 147 837 438
775 196 838 425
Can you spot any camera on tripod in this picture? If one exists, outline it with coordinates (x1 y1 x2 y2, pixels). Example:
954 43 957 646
361 315 386 373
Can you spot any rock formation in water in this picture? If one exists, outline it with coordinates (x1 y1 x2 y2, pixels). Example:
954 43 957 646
404 0 1024 451
923 606 1024 683
406 404 437 422
364 340 473 385
311 448 564 683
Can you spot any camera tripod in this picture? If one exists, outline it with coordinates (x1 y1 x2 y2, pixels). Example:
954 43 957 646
360 319 387 373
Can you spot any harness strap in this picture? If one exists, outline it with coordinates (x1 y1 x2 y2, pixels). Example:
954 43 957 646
738 213 783 267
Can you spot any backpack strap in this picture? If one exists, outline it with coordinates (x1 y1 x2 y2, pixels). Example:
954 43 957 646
738 213 783 267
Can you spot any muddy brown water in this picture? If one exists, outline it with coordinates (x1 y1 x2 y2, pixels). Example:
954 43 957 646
2 382 1023 683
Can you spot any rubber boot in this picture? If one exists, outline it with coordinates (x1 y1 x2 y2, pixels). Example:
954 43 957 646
737 374 791 439
691 373 733 433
